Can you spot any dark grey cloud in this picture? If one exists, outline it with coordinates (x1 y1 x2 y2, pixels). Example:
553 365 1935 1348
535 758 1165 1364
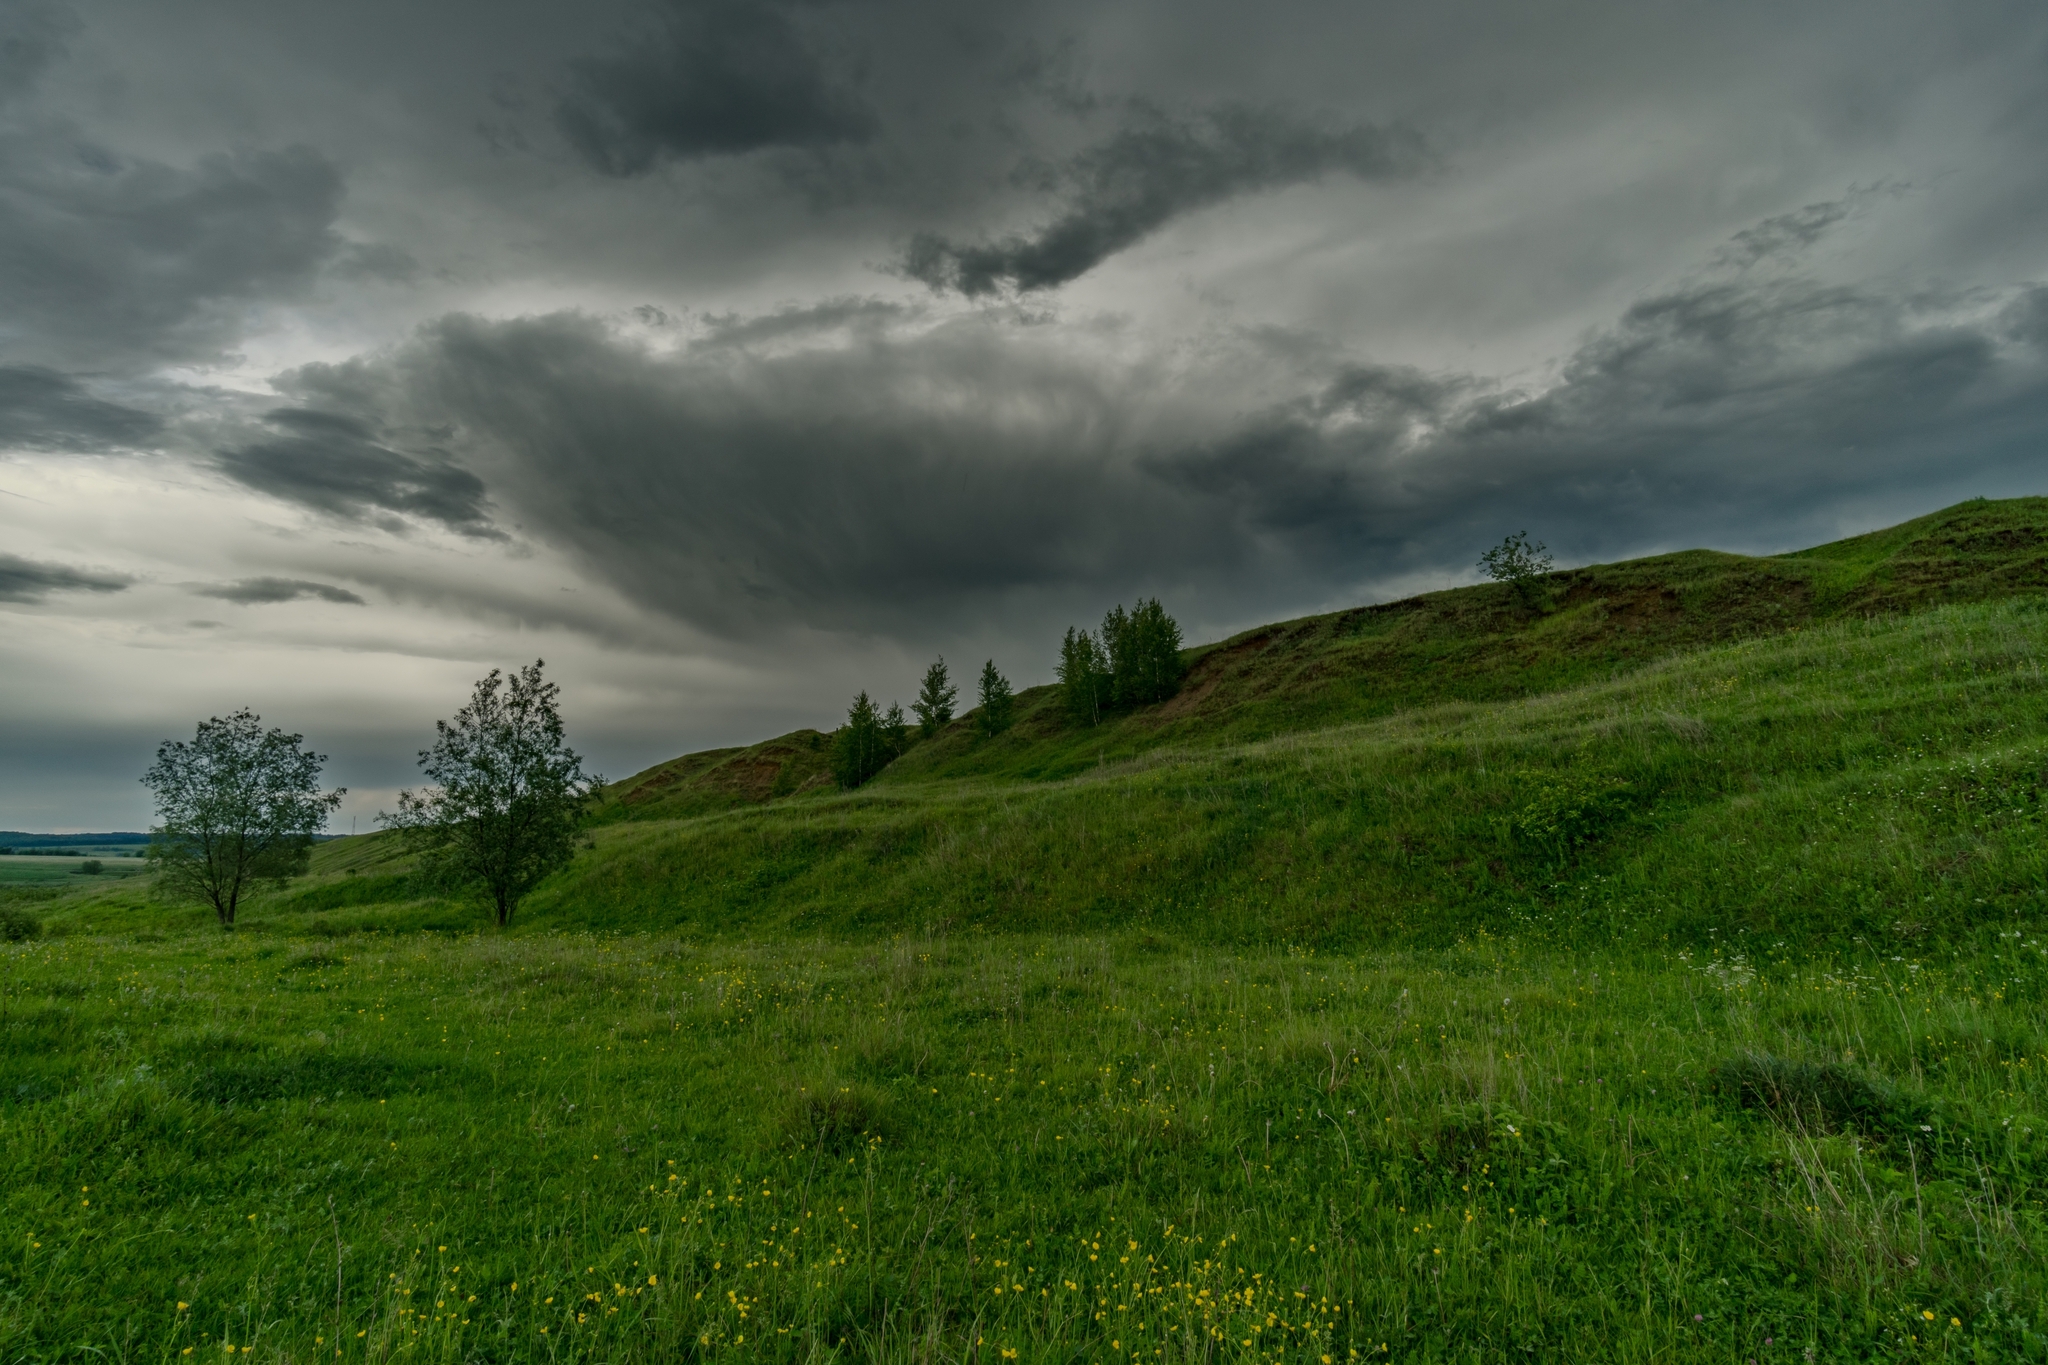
0 1 76 108
0 552 130 603
0 136 344 370
215 407 499 538
192 577 367 605
0 364 161 451
257 250 2048 644
556 0 876 174
902 105 1426 295
1712 198 1856 271
1163 274 2048 578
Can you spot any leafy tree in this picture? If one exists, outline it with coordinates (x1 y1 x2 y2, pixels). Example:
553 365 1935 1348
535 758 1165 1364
382 661 598 927
834 691 894 789
1480 532 1554 607
142 708 344 928
1058 626 1109 726
976 660 1016 737
1100 598 1186 707
912 658 958 738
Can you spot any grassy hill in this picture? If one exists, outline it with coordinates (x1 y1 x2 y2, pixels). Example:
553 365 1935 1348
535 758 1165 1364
7 496 2048 1361
600 495 2048 809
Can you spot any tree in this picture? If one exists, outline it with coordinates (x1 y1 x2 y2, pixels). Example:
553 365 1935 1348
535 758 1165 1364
382 660 597 927
976 659 1016 737
1058 626 1108 726
1479 532 1554 607
833 691 894 789
142 709 344 928
912 658 958 739
1100 598 1186 707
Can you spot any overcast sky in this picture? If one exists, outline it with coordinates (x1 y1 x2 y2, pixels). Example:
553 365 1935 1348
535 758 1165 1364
3 0 2045 830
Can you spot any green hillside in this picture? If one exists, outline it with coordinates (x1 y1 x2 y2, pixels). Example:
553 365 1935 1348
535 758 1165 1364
603 495 2048 809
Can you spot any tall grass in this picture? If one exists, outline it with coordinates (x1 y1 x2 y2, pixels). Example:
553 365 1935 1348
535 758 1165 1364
3 926 2044 1360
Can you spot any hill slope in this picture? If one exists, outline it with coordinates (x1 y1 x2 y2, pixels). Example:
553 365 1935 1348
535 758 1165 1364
606 495 2048 809
28 495 2048 948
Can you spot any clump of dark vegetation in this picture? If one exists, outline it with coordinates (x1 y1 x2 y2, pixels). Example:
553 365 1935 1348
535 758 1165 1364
833 692 906 789
185 1051 407 1105
1708 1051 1920 1133
0 906 43 941
1502 768 1635 865
778 1084 891 1153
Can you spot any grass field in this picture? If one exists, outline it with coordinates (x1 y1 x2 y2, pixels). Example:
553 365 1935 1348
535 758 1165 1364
0 856 148 886
6 500 2048 1361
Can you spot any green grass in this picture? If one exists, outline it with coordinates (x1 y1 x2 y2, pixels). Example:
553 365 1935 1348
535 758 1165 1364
4 926 2044 1361
8 497 2048 1361
0 856 148 886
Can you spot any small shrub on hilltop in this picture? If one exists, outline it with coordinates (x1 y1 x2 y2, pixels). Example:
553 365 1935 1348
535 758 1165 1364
1480 531 1555 609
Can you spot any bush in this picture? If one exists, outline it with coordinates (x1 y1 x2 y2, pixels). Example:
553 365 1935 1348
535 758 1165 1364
75 859 103 875
0 906 44 941
1504 769 1633 865
1479 532 1554 609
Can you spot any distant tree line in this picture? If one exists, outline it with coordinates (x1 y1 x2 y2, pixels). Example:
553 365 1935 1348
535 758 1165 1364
830 599 1185 790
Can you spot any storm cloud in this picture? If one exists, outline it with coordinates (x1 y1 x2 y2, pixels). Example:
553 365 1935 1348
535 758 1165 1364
556 0 875 173
903 106 1426 295
250 245 2048 643
192 577 367 606
0 365 161 451
0 552 131 603
0 137 344 370
215 408 498 538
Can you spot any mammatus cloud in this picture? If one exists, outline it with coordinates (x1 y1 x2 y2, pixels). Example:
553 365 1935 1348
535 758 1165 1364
0 365 162 451
902 106 1426 295
191 578 367 606
556 0 875 174
0 553 131 603
214 408 499 538
0 137 344 370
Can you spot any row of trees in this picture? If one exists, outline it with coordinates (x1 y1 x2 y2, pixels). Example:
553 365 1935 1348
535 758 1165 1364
833 658 1014 788
143 661 597 929
833 599 1183 789
1057 598 1185 727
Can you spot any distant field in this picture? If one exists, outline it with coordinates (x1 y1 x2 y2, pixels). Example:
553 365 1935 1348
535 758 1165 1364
0 854 147 885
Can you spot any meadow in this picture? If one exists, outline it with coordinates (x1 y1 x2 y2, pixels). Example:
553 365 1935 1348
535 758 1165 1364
5 501 2048 1361
0 856 148 887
